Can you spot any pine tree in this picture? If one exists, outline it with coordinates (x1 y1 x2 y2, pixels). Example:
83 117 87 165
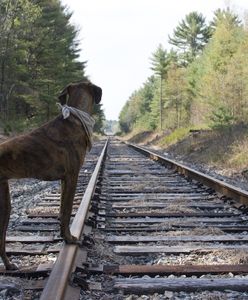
190 13 245 127
0 0 105 134
0 0 41 123
211 8 241 31
168 11 211 65
27 0 87 122
93 103 105 134
150 45 172 130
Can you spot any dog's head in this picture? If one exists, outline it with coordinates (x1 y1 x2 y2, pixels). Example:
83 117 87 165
58 81 102 113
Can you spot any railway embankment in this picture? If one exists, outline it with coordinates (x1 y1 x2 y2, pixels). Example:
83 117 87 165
123 124 248 191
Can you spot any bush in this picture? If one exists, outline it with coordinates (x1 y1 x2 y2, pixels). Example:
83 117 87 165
210 106 234 129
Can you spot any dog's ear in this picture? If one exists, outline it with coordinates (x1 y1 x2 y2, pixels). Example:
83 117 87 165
58 85 69 105
89 84 102 104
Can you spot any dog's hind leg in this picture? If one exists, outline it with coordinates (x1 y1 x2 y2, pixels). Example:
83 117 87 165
59 175 78 243
0 180 17 270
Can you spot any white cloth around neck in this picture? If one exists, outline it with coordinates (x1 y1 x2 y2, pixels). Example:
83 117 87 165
57 103 95 150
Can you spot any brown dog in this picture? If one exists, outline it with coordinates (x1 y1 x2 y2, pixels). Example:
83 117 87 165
0 81 102 270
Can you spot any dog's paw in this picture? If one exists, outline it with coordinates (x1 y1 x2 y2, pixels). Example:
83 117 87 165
6 262 18 271
64 234 78 244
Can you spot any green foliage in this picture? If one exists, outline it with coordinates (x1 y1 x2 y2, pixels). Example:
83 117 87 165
210 106 234 129
150 45 172 77
93 103 105 134
159 127 190 147
192 13 246 125
164 64 189 129
168 11 211 65
211 8 242 31
119 103 135 133
119 7 248 138
0 0 105 133
104 120 119 135
150 46 177 130
119 76 158 133
0 0 41 122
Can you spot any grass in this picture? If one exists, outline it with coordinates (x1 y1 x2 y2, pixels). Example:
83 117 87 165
125 123 248 176
158 127 190 147
228 139 248 169
157 124 210 148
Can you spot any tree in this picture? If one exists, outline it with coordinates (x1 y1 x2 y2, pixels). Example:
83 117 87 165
0 0 102 134
119 101 133 133
221 35 248 123
165 64 188 128
118 77 159 133
150 45 172 130
0 0 41 122
133 76 158 130
189 12 245 127
27 0 87 122
92 103 105 134
211 8 241 31
169 11 211 65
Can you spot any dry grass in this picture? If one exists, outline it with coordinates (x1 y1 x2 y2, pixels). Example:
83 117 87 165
228 139 248 169
160 204 196 213
189 227 225 235
163 227 224 236
89 239 127 264
210 249 248 265
120 130 159 145
126 124 248 182
125 206 197 214
26 207 59 214
156 249 248 266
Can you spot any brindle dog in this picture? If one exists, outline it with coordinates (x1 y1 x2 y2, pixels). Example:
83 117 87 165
0 81 102 270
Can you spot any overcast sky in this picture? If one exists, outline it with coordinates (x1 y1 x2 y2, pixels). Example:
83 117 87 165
61 0 248 120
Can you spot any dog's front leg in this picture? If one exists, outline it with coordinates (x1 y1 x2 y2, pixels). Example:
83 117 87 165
0 180 18 270
59 175 78 243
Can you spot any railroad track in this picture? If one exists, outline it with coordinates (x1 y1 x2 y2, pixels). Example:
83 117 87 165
2 137 248 299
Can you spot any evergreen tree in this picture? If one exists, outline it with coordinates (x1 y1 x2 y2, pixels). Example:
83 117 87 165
150 45 172 130
211 8 241 31
93 103 105 134
0 0 106 134
118 78 158 133
119 101 132 133
191 13 245 126
133 76 158 131
0 0 41 123
169 11 211 64
165 64 188 128
27 0 87 122
119 7 248 135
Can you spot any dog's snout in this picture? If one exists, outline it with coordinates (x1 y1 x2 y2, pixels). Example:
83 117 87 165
91 84 102 104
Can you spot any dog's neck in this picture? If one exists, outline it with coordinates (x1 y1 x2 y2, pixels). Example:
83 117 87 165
58 104 95 150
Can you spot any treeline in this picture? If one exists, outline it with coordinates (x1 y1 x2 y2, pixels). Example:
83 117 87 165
119 8 248 133
0 0 105 134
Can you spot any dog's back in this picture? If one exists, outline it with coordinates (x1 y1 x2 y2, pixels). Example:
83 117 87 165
0 116 88 181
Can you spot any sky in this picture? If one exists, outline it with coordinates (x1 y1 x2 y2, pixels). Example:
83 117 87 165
61 0 248 121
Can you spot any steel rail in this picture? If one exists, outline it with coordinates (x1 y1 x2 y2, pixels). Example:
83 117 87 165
40 139 108 300
128 143 248 205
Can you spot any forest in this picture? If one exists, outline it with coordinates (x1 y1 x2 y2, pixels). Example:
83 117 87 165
0 0 105 134
119 8 248 135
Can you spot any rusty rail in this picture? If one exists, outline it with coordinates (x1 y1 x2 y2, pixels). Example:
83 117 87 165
40 139 108 300
128 143 248 205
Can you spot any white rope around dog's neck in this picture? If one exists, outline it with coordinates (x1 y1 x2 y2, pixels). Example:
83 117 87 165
57 103 95 150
